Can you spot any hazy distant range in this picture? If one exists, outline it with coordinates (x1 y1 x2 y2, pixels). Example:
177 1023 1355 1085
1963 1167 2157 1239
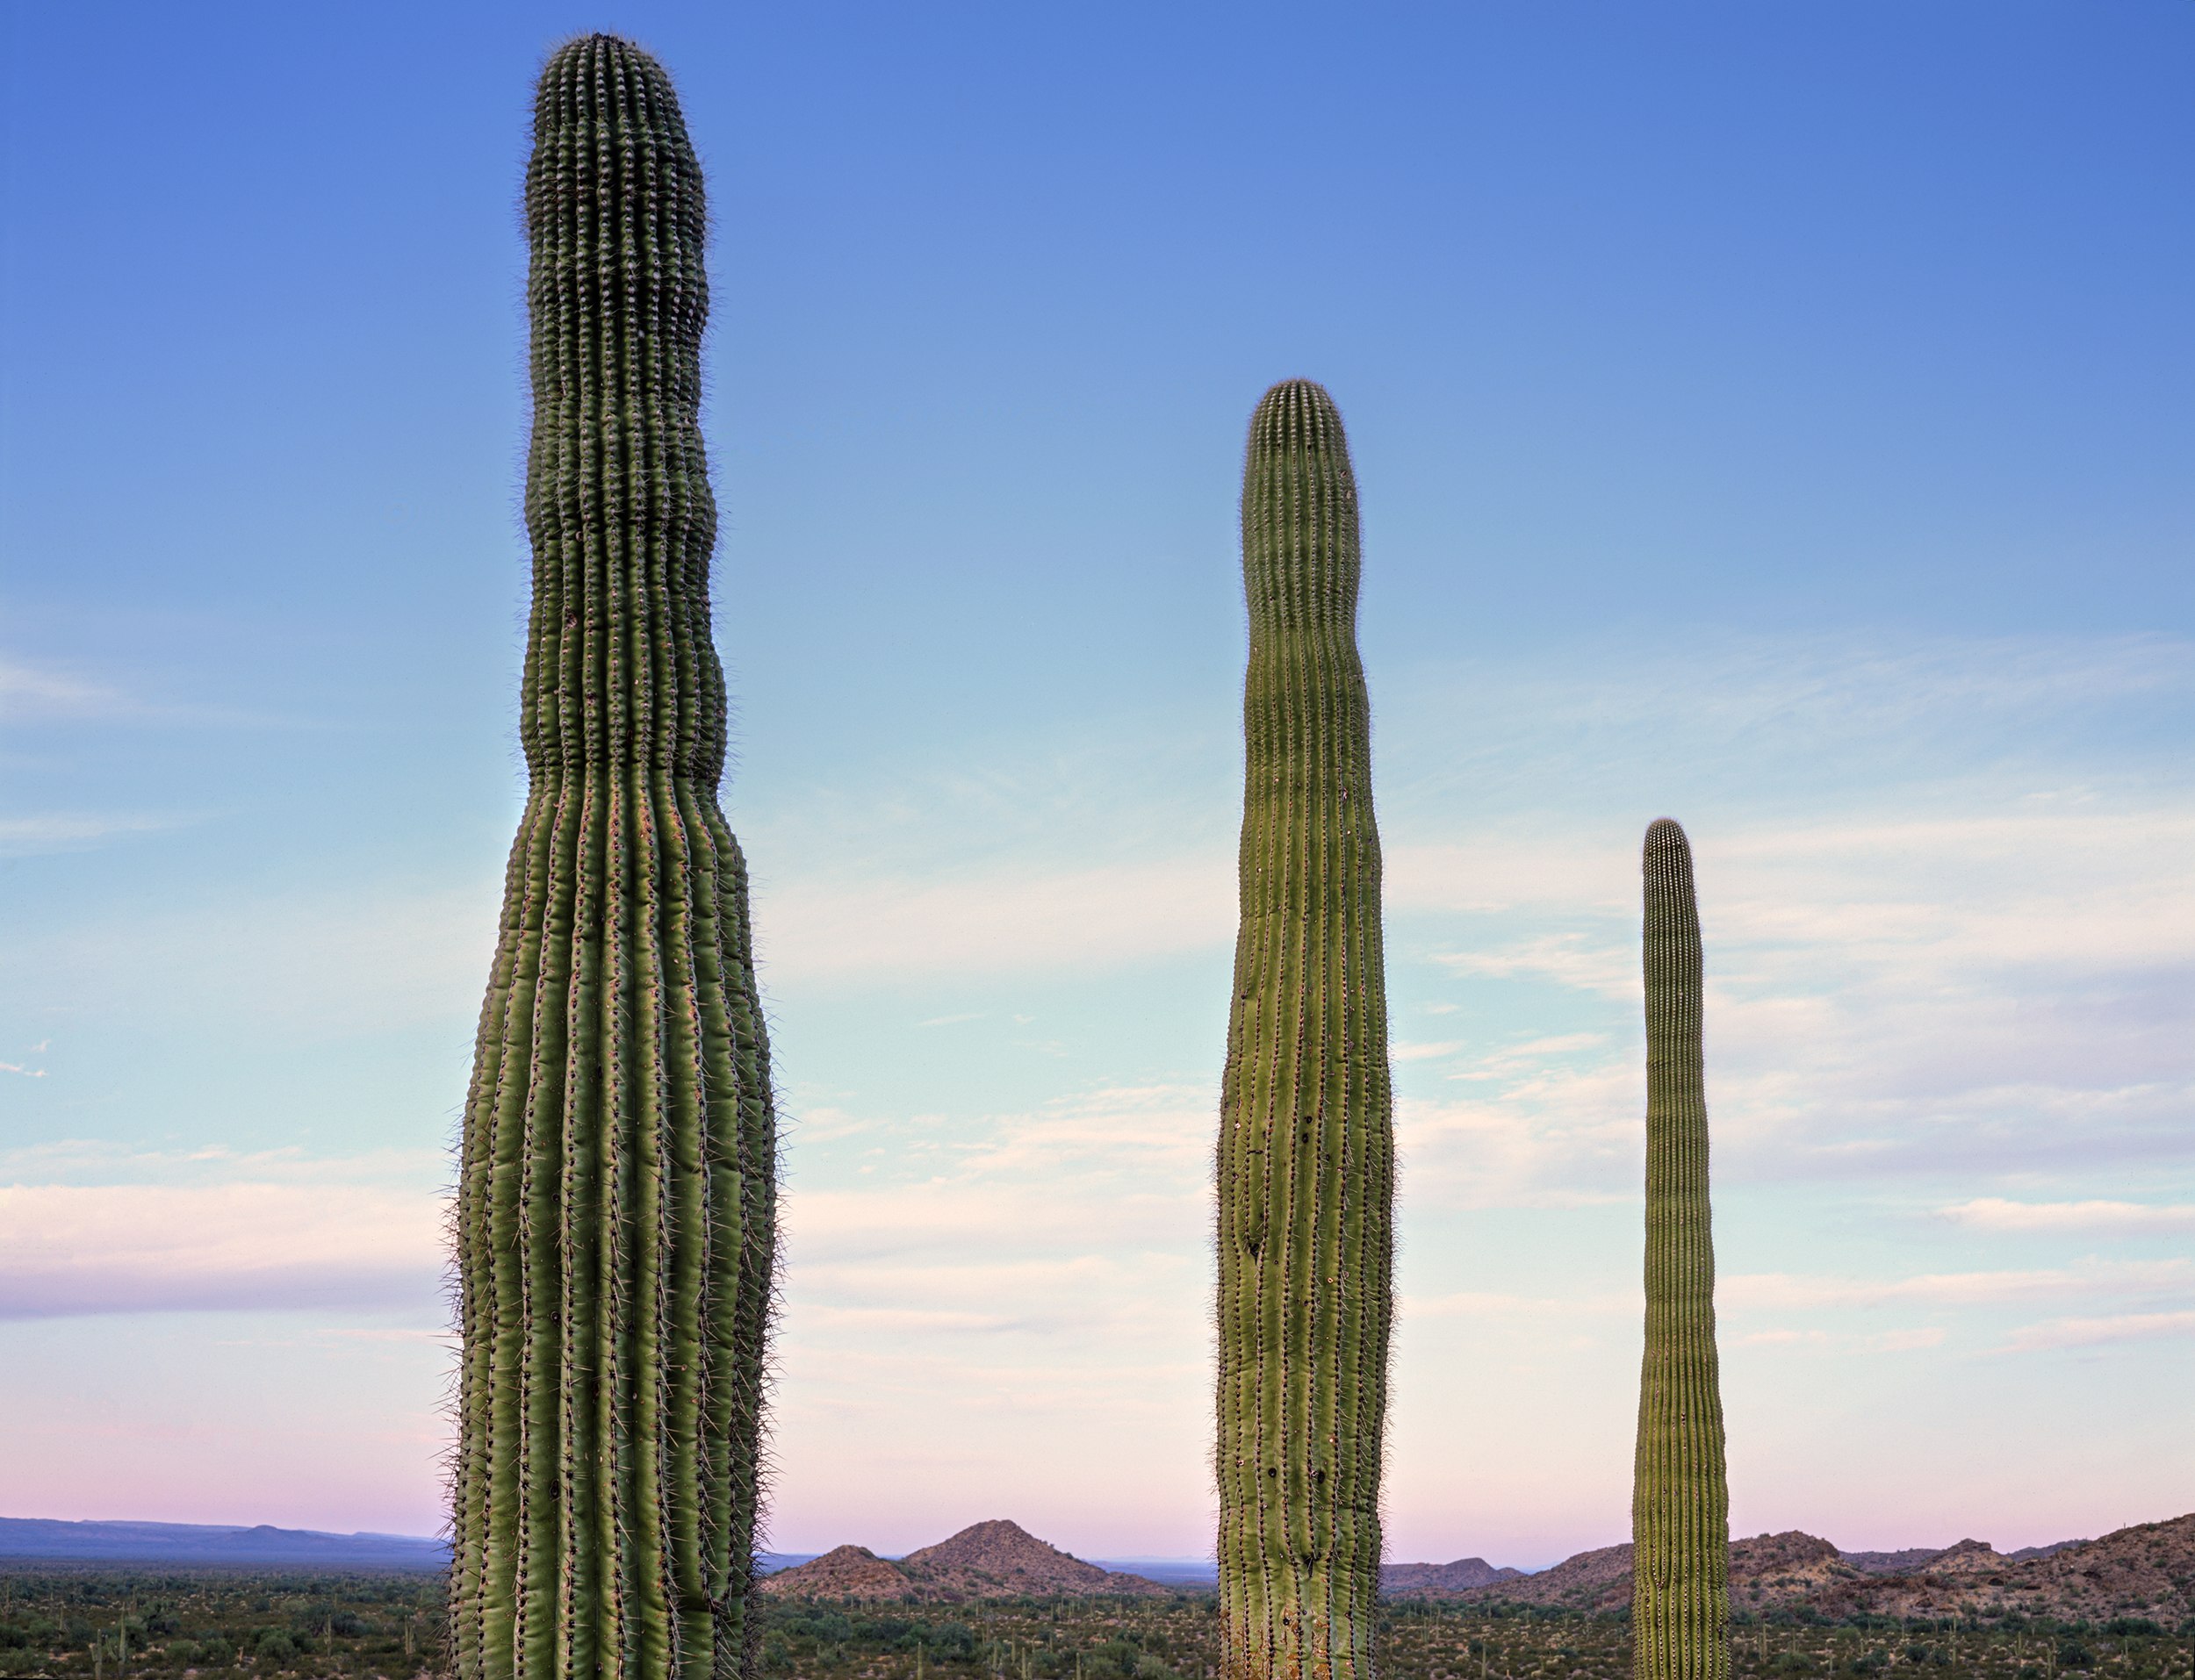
0 1519 1210 1583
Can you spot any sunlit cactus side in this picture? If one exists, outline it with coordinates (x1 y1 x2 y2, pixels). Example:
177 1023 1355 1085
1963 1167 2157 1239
452 35 779 1680
1216 380 1395 1680
1631 819 1731 1680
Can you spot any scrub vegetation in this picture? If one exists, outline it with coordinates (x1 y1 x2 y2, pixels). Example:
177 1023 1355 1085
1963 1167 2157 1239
4 1561 2192 1680
714 1596 2195 1680
0 1569 443 1680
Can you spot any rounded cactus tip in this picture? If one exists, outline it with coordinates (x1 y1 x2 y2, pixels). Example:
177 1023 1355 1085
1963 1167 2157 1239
541 31 666 80
1644 816 1690 854
1251 377 1342 428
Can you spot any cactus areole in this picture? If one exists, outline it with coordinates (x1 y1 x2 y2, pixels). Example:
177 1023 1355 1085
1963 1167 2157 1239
1216 381 1395 1680
1632 820 1731 1680
452 37 779 1680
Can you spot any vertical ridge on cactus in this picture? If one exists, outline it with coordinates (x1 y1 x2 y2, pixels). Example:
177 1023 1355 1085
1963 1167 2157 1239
1216 380 1394 1680
1632 818 1731 1680
452 35 779 1680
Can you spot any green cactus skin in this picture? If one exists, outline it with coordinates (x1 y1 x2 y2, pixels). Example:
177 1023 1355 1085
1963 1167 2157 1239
1216 381 1395 1680
452 36 778 1680
1631 819 1731 1680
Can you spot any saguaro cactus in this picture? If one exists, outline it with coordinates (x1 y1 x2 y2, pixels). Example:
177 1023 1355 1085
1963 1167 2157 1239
1216 380 1394 1680
452 36 779 1680
1631 819 1730 1680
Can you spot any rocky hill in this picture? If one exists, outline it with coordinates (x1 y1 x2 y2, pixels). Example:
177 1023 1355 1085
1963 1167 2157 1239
762 1520 1169 1603
1803 1515 2195 1624
762 1545 922 1601
1382 1557 1526 1597
1844 1537 2089 1574
1446 1513 2195 1624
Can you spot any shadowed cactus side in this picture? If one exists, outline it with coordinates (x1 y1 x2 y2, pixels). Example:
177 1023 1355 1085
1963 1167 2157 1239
452 36 779 1680
1632 818 1730 1680
1216 380 1394 1680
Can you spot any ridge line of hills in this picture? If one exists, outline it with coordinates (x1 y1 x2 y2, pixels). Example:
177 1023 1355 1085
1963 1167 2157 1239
0 1519 447 1569
11 1511 2191 1625
766 1513 2195 1622
1390 1514 2195 1626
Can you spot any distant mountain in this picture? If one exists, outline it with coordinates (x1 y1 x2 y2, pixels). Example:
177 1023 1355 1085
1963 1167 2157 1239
762 1520 1170 1602
0 1519 447 1569
757 1553 820 1575
1446 1513 2195 1623
1382 1557 1526 1597
1088 1558 1217 1588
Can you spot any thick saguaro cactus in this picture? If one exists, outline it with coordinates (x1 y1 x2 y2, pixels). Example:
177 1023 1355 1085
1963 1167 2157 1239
1632 819 1730 1680
1216 381 1394 1680
452 36 778 1680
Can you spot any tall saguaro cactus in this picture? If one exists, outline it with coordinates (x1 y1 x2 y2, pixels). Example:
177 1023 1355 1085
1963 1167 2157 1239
1216 380 1395 1680
453 36 778 1680
1632 819 1731 1680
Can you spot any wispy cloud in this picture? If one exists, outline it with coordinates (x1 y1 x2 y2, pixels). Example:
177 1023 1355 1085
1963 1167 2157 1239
1396 798 2195 1192
1721 1257 2193 1313
0 1179 446 1319
0 653 289 729
1937 1197 2195 1234
2001 1310 2195 1353
7 881 499 1037
774 1084 1213 1419
0 811 184 858
1402 1286 1634 1321
0 1138 446 1188
1390 1040 1463 1063
756 855 1234 980
0 657 129 720
1396 1069 1639 1208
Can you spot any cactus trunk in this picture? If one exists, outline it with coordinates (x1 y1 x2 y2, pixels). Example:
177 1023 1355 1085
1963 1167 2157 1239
1216 381 1394 1680
1631 819 1730 1680
452 36 778 1680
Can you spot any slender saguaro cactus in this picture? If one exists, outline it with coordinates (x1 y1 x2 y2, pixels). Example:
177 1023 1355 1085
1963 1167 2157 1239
1216 380 1395 1680
1632 819 1730 1680
453 36 778 1680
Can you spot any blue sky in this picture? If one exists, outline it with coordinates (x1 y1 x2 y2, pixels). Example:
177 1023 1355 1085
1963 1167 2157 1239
2 1 2191 1566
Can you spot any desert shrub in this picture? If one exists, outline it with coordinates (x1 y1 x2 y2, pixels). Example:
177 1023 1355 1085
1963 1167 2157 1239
255 1628 298 1660
927 1622 977 1661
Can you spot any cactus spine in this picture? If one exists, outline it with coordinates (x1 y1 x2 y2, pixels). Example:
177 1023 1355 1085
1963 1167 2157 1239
452 37 778 1680
1632 819 1730 1680
1216 381 1394 1680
